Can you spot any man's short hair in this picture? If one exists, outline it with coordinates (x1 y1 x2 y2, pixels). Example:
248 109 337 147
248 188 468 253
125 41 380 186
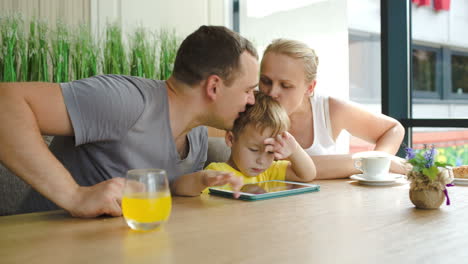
172 25 258 86
232 91 290 138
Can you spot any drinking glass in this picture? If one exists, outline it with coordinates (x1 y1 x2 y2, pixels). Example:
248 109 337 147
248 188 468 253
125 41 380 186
122 169 172 231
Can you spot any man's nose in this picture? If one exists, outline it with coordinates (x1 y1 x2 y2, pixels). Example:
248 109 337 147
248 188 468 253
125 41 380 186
247 91 255 105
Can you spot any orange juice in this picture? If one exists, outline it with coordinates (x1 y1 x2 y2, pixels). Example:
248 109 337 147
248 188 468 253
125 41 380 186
122 193 172 224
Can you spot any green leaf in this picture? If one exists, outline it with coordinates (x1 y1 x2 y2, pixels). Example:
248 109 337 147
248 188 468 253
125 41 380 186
422 166 439 181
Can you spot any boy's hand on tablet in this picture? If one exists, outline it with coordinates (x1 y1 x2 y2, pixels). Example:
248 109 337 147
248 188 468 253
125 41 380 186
264 131 299 160
203 170 243 198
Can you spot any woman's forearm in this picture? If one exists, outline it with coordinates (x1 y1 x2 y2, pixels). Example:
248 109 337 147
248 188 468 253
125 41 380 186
374 123 405 155
311 154 360 179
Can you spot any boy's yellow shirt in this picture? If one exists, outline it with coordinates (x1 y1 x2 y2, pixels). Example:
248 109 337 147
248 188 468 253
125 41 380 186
202 160 290 194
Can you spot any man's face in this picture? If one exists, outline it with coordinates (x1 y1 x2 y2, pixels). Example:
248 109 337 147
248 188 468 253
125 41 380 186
227 125 276 177
215 52 259 130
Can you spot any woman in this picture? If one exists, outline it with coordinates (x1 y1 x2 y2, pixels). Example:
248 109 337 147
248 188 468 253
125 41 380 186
259 39 408 179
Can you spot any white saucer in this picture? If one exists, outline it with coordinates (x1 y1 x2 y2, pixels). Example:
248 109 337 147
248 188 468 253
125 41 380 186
350 173 406 186
453 178 468 186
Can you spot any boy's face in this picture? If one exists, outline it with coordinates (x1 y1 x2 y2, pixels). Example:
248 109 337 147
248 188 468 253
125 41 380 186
226 124 276 177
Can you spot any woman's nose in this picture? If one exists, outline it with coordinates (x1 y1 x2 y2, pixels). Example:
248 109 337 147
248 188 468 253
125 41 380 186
269 85 280 99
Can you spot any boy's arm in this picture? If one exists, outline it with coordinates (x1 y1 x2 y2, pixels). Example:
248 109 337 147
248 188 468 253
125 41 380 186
284 147 317 182
171 170 243 198
264 132 317 182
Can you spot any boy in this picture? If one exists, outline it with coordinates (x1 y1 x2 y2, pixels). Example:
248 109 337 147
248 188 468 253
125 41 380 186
199 91 317 196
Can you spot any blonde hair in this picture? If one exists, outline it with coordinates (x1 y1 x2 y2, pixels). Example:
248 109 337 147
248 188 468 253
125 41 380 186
232 91 290 138
263 38 319 83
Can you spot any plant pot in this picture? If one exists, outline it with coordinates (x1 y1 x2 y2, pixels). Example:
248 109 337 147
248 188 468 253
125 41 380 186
409 188 445 209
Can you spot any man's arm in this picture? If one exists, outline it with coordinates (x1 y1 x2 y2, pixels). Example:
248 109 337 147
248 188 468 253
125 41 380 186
0 82 124 217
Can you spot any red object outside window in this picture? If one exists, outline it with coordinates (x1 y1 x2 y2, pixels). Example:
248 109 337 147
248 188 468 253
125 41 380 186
434 0 450 11
418 0 431 6
412 0 431 6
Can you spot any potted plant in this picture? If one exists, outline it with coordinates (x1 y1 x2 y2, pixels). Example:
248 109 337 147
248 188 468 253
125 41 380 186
405 145 454 209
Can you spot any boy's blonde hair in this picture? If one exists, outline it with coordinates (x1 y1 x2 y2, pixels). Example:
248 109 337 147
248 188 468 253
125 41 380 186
263 38 319 83
232 91 290 138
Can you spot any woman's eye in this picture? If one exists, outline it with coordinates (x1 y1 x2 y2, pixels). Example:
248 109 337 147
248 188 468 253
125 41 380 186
267 151 275 155
260 77 271 85
249 148 258 152
282 84 292 88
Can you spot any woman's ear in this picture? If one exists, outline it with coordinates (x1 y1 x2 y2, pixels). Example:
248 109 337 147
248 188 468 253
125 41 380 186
225 131 235 147
205 75 221 101
305 80 317 96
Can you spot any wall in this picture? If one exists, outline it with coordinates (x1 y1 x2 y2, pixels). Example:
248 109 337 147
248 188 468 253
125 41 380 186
90 0 230 39
0 0 90 28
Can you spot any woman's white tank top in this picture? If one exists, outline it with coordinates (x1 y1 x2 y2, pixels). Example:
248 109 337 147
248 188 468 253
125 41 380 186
303 93 337 155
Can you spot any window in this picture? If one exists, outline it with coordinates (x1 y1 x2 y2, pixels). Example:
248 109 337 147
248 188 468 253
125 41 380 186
450 51 468 99
412 45 441 99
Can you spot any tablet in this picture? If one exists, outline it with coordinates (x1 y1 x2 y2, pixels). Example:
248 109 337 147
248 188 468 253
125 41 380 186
208 180 320 201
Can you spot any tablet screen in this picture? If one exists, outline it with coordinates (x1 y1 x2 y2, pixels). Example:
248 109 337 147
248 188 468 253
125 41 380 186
239 181 312 194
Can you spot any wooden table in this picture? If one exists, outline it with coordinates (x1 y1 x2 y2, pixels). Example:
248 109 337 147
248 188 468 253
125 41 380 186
1 179 468 264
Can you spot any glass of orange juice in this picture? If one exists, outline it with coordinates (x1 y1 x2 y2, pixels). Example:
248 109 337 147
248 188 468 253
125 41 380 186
122 169 172 231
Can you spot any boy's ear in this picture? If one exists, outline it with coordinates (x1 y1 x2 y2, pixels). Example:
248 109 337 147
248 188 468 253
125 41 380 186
305 80 317 96
205 74 221 101
225 131 235 147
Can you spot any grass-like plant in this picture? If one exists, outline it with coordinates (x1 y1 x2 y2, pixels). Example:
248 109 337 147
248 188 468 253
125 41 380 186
27 19 50 82
129 27 157 78
71 24 98 80
50 22 70 83
103 23 129 75
158 29 179 80
0 14 179 82
1 14 20 82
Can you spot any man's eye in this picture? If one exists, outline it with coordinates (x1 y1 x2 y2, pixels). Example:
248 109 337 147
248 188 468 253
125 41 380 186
249 148 258 152
267 151 275 155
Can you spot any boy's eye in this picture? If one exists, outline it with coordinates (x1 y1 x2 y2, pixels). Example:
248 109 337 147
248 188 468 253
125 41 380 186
248 148 258 152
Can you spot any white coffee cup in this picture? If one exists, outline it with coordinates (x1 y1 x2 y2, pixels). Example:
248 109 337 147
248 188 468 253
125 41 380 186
353 156 391 180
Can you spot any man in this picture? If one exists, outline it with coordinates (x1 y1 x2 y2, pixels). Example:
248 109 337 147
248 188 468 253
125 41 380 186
0 26 259 218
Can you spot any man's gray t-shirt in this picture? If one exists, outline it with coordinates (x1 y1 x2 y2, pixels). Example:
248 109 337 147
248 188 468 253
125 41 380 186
22 75 207 211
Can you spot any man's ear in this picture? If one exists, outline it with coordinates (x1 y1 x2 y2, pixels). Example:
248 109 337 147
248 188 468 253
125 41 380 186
225 131 235 147
205 74 221 101
305 80 317 96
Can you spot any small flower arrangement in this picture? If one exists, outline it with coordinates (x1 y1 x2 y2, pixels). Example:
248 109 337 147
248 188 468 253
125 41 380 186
404 144 454 209
404 144 452 181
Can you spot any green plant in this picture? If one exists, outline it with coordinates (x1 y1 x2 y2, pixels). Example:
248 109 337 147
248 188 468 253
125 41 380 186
1 14 20 82
103 22 129 75
50 22 70 83
129 27 156 78
71 24 98 80
27 19 50 82
158 29 179 80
